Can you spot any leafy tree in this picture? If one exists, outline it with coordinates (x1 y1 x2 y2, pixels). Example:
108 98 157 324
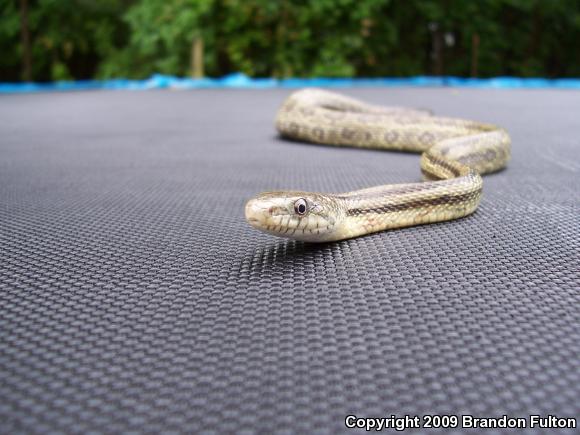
0 0 128 82
1 0 580 81
99 0 214 78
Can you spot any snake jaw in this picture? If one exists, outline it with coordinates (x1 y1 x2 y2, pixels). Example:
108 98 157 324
245 191 345 242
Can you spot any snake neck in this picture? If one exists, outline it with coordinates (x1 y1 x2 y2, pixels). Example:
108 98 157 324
332 166 483 240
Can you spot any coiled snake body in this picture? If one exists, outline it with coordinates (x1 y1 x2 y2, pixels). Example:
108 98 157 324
245 89 511 242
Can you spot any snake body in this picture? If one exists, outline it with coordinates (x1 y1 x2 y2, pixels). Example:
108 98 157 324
245 89 511 242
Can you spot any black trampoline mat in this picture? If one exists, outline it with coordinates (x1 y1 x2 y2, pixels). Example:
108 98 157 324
1 88 579 434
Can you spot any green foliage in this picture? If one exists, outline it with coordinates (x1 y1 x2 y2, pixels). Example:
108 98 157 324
0 0 128 81
0 1 22 80
99 0 214 78
2 0 580 81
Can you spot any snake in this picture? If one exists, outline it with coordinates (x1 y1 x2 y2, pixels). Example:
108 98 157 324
245 88 511 242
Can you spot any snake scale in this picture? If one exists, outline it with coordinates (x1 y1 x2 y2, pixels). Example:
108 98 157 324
245 89 511 242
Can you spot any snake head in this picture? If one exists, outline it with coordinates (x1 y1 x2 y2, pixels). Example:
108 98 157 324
245 191 345 242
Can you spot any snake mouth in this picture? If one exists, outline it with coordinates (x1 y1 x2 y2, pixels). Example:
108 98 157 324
246 217 262 228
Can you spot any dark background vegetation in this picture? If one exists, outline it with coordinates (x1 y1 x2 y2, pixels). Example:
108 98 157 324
3 0 580 83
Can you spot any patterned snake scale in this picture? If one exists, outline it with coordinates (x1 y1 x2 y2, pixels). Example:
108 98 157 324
245 89 511 242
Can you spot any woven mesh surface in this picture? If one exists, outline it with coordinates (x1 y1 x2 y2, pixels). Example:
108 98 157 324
1 89 579 434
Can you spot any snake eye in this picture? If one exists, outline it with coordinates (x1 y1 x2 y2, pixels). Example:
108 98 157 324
294 198 308 215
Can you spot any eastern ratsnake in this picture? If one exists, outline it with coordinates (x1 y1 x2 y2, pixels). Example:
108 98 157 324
245 89 511 242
